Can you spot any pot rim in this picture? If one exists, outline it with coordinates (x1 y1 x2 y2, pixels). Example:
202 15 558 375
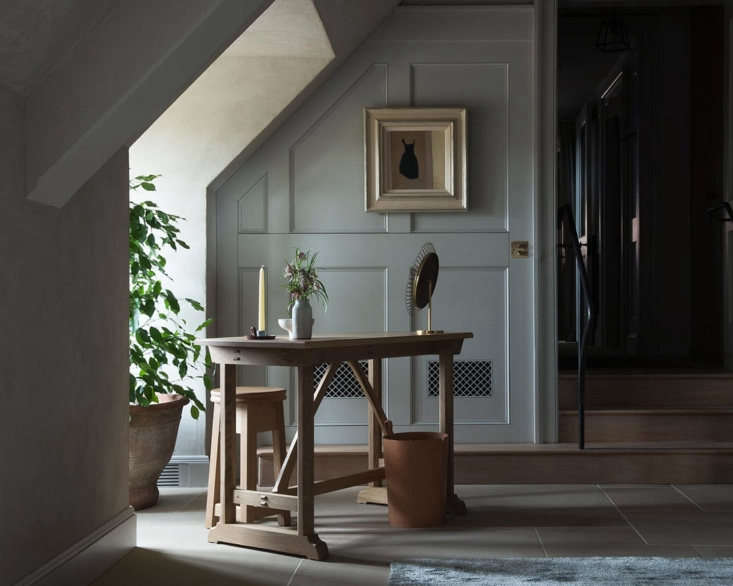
129 393 189 414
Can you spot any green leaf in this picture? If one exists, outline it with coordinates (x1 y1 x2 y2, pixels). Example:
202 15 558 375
140 298 155 317
135 329 150 345
141 182 156 191
131 221 147 242
178 362 188 379
186 298 204 311
203 373 213 390
195 318 213 332
149 327 162 343
176 239 190 249
165 290 180 313
190 405 200 420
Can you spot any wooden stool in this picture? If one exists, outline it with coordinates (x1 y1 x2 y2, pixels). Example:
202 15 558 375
205 386 290 528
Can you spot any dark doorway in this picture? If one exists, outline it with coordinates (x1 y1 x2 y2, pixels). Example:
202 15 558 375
557 3 726 370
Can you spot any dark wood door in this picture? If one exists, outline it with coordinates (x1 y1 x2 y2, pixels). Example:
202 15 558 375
598 64 640 353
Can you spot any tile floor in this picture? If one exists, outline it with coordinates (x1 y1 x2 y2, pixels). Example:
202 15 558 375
93 484 733 585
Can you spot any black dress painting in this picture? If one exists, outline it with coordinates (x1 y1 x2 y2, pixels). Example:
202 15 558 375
399 139 419 179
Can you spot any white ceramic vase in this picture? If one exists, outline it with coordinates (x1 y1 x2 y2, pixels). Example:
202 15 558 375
292 298 313 339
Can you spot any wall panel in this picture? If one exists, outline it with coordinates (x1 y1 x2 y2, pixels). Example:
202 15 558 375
215 6 536 445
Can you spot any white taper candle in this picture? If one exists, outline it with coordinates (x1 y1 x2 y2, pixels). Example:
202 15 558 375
258 266 266 332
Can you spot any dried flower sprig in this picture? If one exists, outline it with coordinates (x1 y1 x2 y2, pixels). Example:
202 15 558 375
284 248 328 312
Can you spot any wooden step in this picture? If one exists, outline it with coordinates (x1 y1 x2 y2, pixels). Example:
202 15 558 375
559 409 733 442
257 442 733 485
559 371 733 410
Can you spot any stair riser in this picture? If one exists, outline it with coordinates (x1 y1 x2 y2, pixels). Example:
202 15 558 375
559 412 733 442
259 451 733 484
469 452 733 483
559 377 733 410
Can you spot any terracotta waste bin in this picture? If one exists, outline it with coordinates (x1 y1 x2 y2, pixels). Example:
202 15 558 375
383 432 448 528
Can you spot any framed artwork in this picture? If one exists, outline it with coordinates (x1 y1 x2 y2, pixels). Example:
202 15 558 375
364 107 467 212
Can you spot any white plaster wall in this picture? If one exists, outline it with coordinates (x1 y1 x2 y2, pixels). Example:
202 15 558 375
0 87 130 584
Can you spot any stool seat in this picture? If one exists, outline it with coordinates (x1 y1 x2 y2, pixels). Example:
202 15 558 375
210 387 286 403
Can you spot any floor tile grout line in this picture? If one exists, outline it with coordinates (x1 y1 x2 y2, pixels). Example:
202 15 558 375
597 485 649 545
671 484 705 512
286 558 304 586
533 527 548 557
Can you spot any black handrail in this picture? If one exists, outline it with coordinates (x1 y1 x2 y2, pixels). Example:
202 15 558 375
558 204 595 449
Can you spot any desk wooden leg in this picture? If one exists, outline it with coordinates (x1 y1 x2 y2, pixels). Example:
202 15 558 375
204 401 220 528
296 365 328 558
356 359 388 506
220 363 237 524
439 352 466 515
367 359 383 487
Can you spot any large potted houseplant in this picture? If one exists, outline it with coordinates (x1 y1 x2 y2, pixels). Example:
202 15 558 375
128 174 212 510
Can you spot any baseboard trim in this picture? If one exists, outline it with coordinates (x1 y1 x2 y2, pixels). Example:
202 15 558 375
169 454 209 464
17 507 135 586
170 454 209 487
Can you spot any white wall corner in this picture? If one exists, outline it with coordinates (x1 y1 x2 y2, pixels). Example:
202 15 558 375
535 0 559 443
17 507 135 586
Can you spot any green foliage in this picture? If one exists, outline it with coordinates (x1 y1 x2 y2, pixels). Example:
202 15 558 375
129 174 211 419
283 248 328 313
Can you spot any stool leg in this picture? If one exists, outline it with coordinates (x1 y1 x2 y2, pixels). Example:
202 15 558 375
272 403 291 526
241 404 259 523
205 401 221 529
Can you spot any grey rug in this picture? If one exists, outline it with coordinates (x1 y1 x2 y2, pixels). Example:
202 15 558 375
389 558 733 585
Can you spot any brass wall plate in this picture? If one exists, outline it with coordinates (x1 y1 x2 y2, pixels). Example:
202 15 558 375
511 241 529 258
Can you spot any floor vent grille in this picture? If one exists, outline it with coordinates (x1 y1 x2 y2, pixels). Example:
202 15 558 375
157 463 180 487
428 360 493 397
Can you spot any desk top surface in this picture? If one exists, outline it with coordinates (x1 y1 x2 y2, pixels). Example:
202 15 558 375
198 331 473 351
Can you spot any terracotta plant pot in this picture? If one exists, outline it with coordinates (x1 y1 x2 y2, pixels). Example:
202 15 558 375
129 393 188 510
383 432 448 528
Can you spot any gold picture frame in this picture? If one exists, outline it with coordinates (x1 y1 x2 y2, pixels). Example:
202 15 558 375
364 107 467 213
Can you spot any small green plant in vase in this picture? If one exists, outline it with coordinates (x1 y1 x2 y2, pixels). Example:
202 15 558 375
284 249 328 339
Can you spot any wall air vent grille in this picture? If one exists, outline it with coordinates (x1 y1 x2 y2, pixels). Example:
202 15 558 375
157 463 181 487
428 360 492 397
314 360 369 399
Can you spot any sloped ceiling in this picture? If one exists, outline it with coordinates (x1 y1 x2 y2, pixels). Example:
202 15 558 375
132 0 400 190
0 0 114 94
131 0 335 187
10 0 397 207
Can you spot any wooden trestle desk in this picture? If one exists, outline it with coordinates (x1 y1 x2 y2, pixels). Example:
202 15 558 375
199 332 473 560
